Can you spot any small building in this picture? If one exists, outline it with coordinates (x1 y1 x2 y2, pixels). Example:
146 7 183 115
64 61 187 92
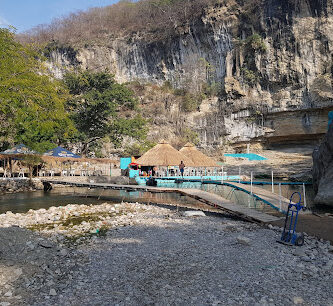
135 140 194 176
179 143 220 176
179 143 219 167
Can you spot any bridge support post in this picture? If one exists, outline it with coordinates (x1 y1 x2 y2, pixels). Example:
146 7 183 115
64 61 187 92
238 167 241 183
43 182 52 192
279 183 282 211
303 183 307 208
250 172 253 195
221 166 224 184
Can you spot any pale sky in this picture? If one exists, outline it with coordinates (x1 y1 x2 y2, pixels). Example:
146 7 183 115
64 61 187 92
0 0 120 32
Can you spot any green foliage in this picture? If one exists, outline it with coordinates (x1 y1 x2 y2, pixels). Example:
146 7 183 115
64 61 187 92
181 128 199 145
180 93 202 112
0 28 76 152
64 70 147 154
21 154 43 178
202 82 221 97
123 140 156 156
241 67 258 86
110 115 148 148
245 34 266 53
161 80 173 92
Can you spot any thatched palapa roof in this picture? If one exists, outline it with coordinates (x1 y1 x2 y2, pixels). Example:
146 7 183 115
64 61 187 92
136 140 194 166
180 143 219 167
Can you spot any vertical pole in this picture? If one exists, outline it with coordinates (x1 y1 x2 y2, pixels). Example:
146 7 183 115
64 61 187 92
238 166 241 183
271 170 274 193
250 172 253 195
221 166 224 184
303 183 307 208
279 183 282 212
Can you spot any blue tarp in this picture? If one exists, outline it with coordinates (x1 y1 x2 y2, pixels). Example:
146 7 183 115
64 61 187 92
224 153 267 161
0 144 35 155
120 157 132 170
43 146 80 158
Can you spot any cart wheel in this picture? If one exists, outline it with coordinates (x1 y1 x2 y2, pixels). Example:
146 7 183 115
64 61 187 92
282 232 291 242
295 234 304 246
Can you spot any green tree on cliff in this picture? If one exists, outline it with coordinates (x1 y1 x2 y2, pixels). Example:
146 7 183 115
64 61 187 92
0 27 76 152
64 70 148 154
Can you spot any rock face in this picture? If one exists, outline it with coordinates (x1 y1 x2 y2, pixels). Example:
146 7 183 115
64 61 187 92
46 0 333 151
313 123 333 206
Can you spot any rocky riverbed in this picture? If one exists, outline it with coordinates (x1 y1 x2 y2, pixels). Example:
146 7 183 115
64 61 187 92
0 202 333 305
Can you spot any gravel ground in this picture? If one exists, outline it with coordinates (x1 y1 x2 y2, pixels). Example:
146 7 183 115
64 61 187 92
1 203 333 305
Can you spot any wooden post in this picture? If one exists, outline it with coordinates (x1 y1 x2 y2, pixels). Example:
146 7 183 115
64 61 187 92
271 170 274 193
279 183 282 211
250 172 253 195
238 166 241 183
221 166 224 184
303 183 307 208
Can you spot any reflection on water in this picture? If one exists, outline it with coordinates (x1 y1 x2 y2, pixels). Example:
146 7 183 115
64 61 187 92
0 180 318 215
0 187 204 214
155 179 317 213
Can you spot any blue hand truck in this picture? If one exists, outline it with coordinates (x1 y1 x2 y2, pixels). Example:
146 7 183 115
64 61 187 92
278 192 305 246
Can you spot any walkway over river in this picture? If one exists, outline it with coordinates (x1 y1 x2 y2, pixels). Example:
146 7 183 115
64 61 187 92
42 179 282 224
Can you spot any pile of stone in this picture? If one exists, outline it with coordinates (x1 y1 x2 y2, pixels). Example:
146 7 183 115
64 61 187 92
0 202 159 243
0 178 43 194
0 202 332 305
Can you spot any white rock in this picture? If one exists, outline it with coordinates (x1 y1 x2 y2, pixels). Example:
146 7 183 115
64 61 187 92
236 236 251 246
14 268 23 276
49 289 57 296
26 241 35 250
293 296 304 304
0 302 11 306
4 291 12 297
60 249 68 256
183 211 206 217
293 249 306 257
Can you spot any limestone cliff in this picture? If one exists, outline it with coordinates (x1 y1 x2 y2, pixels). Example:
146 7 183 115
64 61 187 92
313 122 333 206
45 0 333 152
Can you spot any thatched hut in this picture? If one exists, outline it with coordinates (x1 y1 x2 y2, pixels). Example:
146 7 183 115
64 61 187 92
136 140 194 166
135 140 194 176
0 144 36 177
179 143 219 167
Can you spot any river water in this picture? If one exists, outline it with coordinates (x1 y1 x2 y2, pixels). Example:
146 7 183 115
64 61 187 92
1 178 328 216
0 187 206 214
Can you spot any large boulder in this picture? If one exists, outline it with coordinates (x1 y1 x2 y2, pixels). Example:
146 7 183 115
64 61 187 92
313 121 333 206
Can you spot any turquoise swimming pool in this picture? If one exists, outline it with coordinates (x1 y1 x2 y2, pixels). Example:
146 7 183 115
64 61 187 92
135 176 241 185
224 153 267 161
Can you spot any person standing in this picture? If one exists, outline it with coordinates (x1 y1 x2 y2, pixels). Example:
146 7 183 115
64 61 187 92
179 161 185 177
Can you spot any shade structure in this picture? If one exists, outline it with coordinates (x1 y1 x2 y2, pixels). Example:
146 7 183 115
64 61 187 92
0 144 35 155
43 146 80 158
179 143 219 167
136 140 194 167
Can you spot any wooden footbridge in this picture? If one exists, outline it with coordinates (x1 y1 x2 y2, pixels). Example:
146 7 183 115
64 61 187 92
42 179 281 224
158 177 305 213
